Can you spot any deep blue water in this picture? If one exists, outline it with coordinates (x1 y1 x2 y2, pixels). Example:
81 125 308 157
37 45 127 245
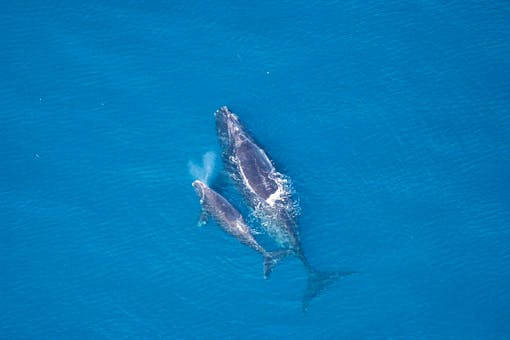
2 1 510 338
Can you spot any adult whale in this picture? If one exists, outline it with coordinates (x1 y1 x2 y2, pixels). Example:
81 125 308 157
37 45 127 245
192 180 289 278
215 106 354 310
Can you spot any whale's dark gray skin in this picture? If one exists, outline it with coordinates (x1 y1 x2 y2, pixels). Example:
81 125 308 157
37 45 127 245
215 106 299 249
215 106 355 310
192 180 289 278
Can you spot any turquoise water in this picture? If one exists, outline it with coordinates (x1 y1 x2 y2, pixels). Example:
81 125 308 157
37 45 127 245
2 1 510 338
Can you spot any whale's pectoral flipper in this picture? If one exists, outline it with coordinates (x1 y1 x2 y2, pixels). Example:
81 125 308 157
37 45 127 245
302 270 357 312
197 209 209 227
263 250 292 279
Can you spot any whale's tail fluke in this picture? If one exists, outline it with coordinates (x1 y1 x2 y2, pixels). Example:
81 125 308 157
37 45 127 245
302 269 356 311
263 250 292 279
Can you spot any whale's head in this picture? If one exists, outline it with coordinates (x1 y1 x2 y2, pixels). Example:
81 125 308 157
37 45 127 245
215 106 244 148
192 180 207 202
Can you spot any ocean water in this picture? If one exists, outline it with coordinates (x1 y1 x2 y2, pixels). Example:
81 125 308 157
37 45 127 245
1 1 510 338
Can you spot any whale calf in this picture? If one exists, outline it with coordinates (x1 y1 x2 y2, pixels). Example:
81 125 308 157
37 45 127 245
215 106 354 310
192 179 289 278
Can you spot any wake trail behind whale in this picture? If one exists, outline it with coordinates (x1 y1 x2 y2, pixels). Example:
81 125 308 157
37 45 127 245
188 151 217 185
